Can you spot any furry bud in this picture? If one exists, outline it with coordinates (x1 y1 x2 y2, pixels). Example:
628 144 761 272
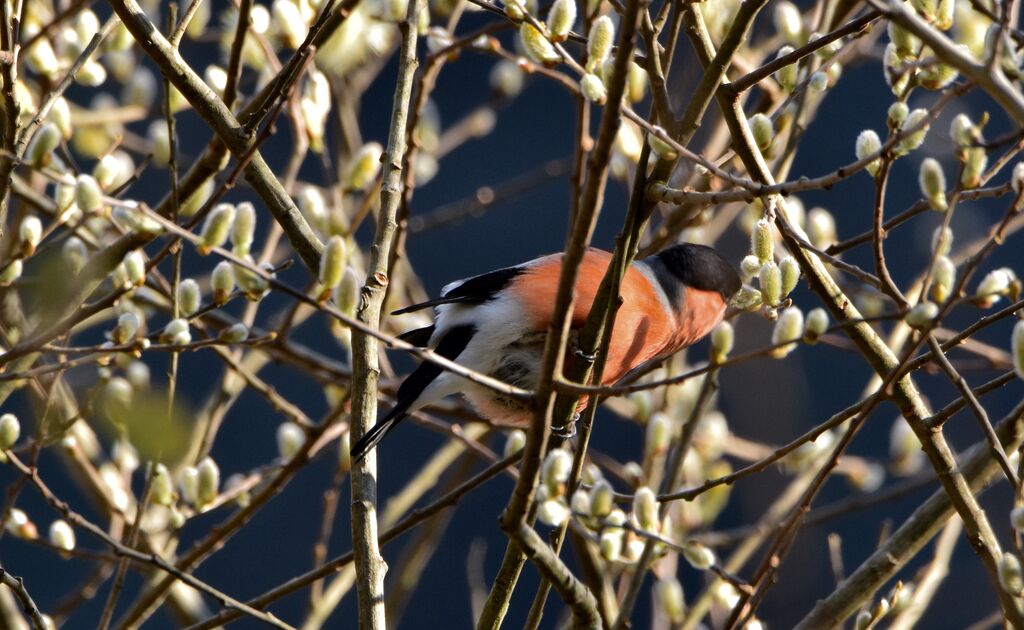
49 520 76 551
961 147 987 188
232 202 256 257
177 279 201 316
759 261 783 306
0 413 20 449
587 17 614 70
895 109 930 155
343 142 384 191
152 463 174 506
199 204 235 255
710 322 734 364
546 0 576 41
856 130 882 177
780 256 800 296
752 218 774 263
580 73 607 104
919 158 947 211
197 457 220 507
276 422 306 460
212 262 235 305
931 256 956 303
520 22 560 66
771 307 803 358
906 301 939 328
1013 319 1024 380
219 323 249 343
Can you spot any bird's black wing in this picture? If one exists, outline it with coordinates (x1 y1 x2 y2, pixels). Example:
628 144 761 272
351 324 476 461
397 325 435 347
391 265 525 315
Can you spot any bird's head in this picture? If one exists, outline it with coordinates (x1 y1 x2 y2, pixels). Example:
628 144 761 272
650 243 741 302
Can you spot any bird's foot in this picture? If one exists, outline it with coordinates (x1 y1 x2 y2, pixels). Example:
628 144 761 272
551 415 578 439
572 340 598 363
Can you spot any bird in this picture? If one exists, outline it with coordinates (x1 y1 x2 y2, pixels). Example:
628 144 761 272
350 243 741 461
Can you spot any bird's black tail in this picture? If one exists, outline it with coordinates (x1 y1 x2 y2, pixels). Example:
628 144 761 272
350 324 477 463
351 399 413 463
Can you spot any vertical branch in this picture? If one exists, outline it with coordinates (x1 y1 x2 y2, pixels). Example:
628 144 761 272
0 0 19 233
348 0 425 626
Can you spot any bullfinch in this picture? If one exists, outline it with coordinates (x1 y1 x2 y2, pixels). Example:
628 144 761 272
350 243 741 461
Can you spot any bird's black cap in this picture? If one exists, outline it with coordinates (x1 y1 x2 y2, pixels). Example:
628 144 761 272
645 243 741 304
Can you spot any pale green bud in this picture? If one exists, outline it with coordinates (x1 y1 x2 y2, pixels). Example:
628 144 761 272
163 318 192 346
682 540 716 570
888 21 921 56
521 22 560 66
27 122 61 166
546 0 576 41
888 101 909 126
490 60 525 97
1013 320 1024 380
123 250 146 287
731 285 763 311
177 279 201 316
773 1 804 45
856 129 882 177
504 0 526 21
76 60 107 86
273 0 309 48
896 109 930 155
580 73 607 104
759 261 782 306
931 256 956 303
890 416 924 475
961 146 987 187
885 46 910 95
1012 505 1024 530
919 57 959 90
232 202 256 256
5 508 35 539
780 256 800 296
212 261 235 304
646 412 672 457
179 466 199 504
775 46 798 91
297 186 328 234
570 489 591 518
1015 163 1024 196
977 268 1013 304
25 38 60 78
152 463 174 506
632 486 658 532
771 306 803 357
0 413 20 449
276 422 306 460
656 578 685 624
752 217 774 263
49 97 72 141
112 312 140 345
626 61 647 103
807 207 836 249
854 610 873 630
236 260 273 301
537 499 570 526
94 152 133 191
808 71 828 91
219 323 250 344
319 236 347 292
199 204 235 254
75 174 104 213
919 158 947 211
740 255 762 281
932 225 953 256
749 113 774 153
587 16 614 69
999 552 1024 595
590 479 614 519
334 267 360 315
599 528 623 561
181 179 214 218
935 0 954 29
148 121 171 167
0 259 21 285
18 215 42 255
49 519 76 551
804 307 829 343
906 301 939 328
126 361 151 390
343 142 384 191
542 448 572 496
504 429 526 457
711 322 734 363
197 457 220 507
949 113 978 147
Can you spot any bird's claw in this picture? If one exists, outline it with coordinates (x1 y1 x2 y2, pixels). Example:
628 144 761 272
572 342 598 363
551 415 579 439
